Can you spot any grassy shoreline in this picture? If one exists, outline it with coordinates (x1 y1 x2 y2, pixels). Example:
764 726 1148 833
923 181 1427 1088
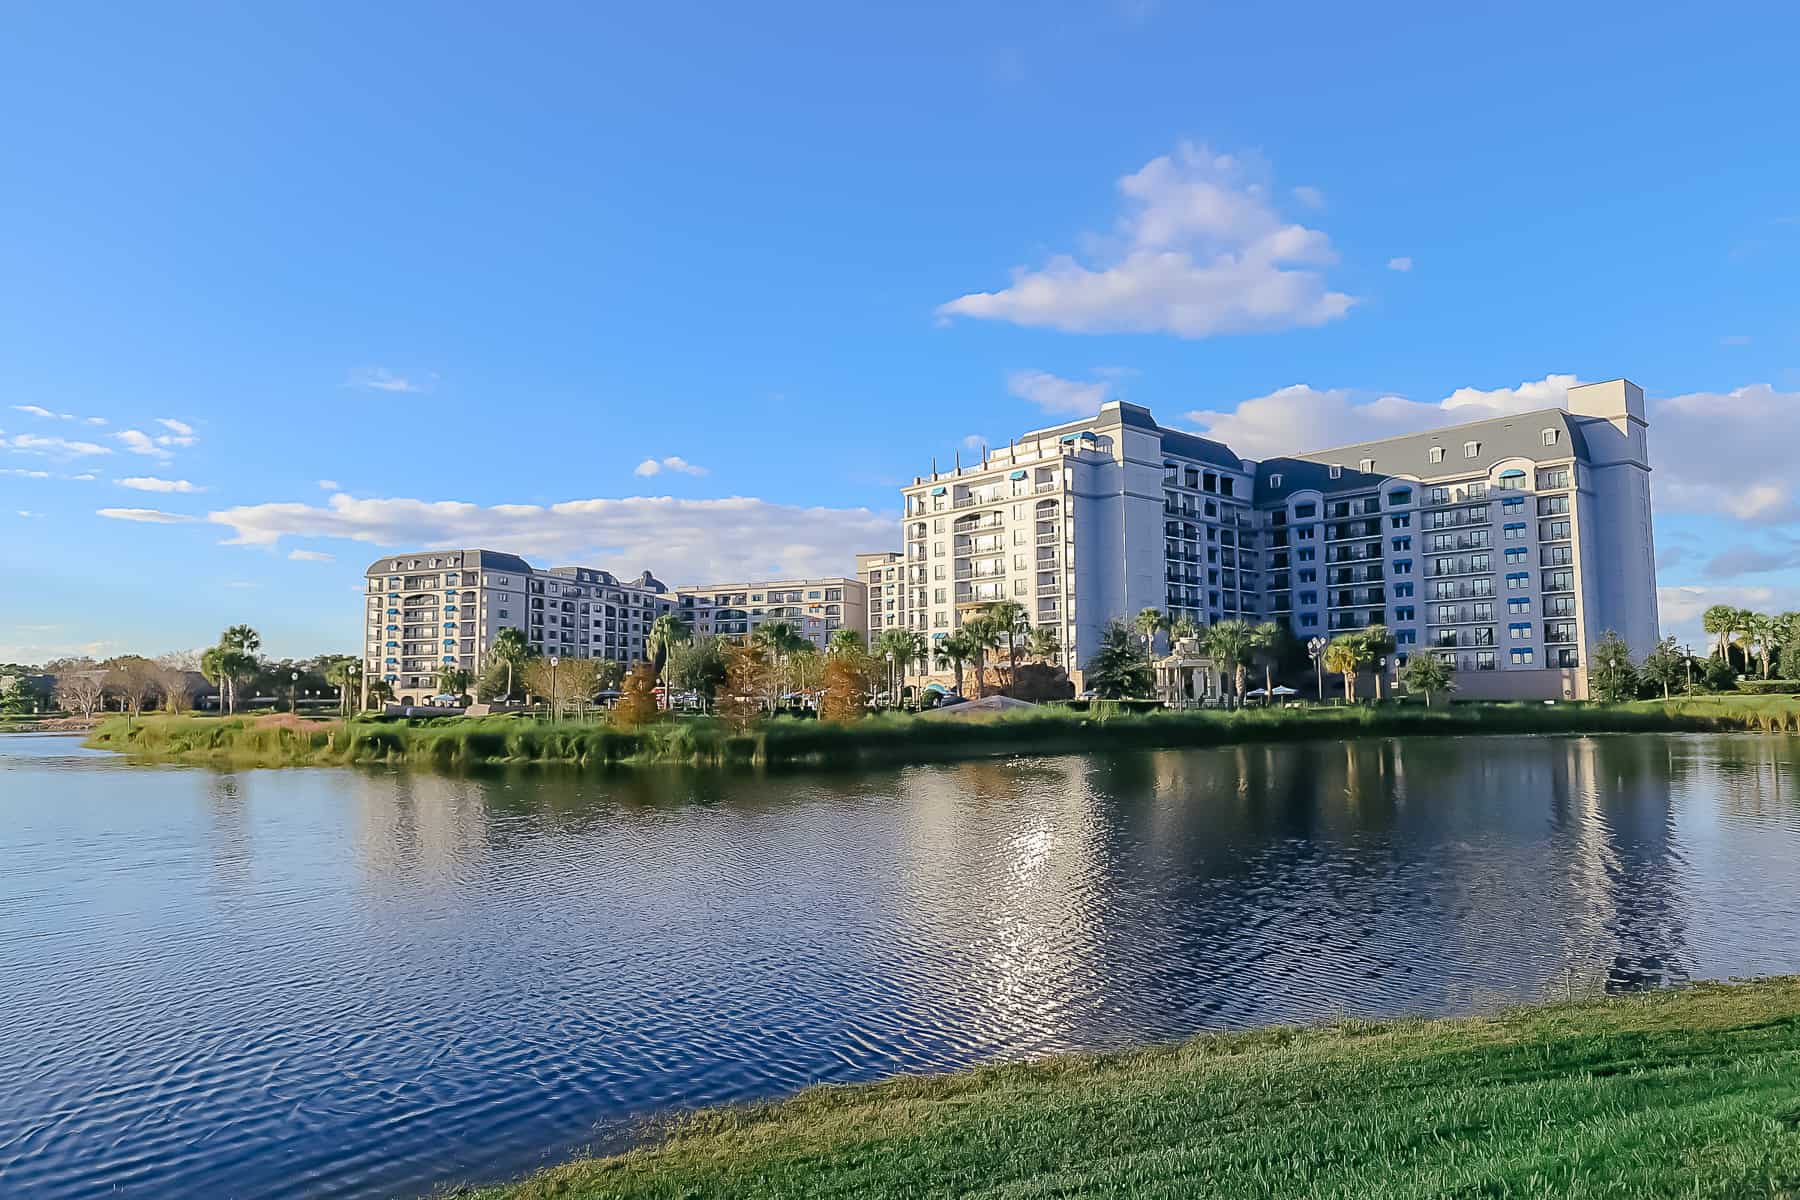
84 695 1800 772
465 978 1800 1199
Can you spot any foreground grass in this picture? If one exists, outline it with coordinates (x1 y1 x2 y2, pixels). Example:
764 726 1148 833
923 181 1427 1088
467 979 1800 1199
86 695 1800 772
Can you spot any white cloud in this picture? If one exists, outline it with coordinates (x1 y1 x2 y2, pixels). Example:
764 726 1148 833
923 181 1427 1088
1658 584 1781 647
317 479 341 491
97 507 196 524
156 418 194 437
117 476 201 493
114 429 174 459
634 456 709 477
12 404 68 420
6 433 113 458
68 473 96 481
84 416 108 426
1292 185 1325 210
960 434 986 451
287 549 335 562
0 468 51 479
938 142 1356 338
348 367 434 393
196 491 892 582
1387 256 1413 272
1006 369 1118 417
17 510 39 518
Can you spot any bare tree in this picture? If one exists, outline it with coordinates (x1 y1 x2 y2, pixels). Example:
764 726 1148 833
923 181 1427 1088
103 656 163 721
521 657 600 721
155 652 200 713
54 671 107 718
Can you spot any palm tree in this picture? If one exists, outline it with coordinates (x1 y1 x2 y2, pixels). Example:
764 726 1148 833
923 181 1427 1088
208 625 262 714
436 665 472 699
827 628 865 657
1702 604 1737 662
1358 624 1398 701
1746 612 1777 678
753 620 809 707
491 627 530 701
648 614 691 706
1201 619 1256 707
1250 621 1285 697
1027 623 1061 664
1084 620 1155 698
1134 607 1170 653
934 630 976 697
200 645 228 714
1170 615 1201 645
983 601 1030 686
960 614 1003 699
1323 635 1362 702
324 657 361 716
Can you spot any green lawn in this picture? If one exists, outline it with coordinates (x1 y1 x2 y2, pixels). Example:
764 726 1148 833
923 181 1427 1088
470 979 1800 1199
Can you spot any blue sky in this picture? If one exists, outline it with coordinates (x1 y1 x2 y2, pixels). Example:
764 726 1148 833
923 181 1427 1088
3 1 1797 661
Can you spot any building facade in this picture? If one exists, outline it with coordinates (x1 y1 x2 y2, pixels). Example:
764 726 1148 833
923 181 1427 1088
675 576 867 650
856 551 906 638
898 380 1658 700
363 553 870 701
362 550 680 702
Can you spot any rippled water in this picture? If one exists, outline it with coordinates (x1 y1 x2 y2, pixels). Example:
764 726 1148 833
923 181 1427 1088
4 731 1800 1198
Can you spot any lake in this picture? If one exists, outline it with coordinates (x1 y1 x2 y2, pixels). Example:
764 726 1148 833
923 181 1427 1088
3 731 1799 1198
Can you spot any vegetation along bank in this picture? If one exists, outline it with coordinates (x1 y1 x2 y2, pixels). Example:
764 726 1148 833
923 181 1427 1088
85 695 1800 772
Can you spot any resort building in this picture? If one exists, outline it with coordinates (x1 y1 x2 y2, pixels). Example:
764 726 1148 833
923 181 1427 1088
898 379 1658 701
362 553 870 702
675 576 867 650
362 550 680 702
857 551 907 638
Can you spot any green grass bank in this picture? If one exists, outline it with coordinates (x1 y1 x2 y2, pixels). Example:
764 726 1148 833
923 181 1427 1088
467 978 1800 1199
85 695 1800 773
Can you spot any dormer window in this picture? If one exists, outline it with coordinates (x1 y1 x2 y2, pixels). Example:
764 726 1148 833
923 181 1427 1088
1269 472 1283 488
1463 441 1481 458
1541 428 1559 446
1360 458 1375 473
1328 464 1342 479
1428 446 1445 463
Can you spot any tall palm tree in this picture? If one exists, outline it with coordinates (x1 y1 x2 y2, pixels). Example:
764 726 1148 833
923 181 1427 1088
753 620 809 707
1323 635 1362 702
648 614 691 706
1027 623 1061 664
934 630 976 697
982 600 1030 686
491 627 530 701
1251 621 1285 697
436 665 472 699
1202 619 1256 706
1358 624 1398 701
1701 604 1737 662
1743 611 1777 678
324 657 360 716
1134 607 1170 653
959 614 1003 699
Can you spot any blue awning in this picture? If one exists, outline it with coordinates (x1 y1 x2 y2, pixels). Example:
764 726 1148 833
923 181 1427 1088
1499 468 1527 478
1008 469 1027 480
930 486 946 495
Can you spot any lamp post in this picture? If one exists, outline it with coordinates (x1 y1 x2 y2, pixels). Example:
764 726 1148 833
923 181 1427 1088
347 661 361 717
1308 636 1326 702
886 651 895 709
290 670 300 715
1377 656 1388 704
548 654 560 723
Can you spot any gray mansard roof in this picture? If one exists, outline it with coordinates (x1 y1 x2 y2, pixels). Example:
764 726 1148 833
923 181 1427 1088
364 548 533 575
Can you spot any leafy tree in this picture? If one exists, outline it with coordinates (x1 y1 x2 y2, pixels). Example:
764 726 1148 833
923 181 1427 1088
1588 630 1639 703
490 627 531 701
1201 619 1256 706
959 613 1004 699
1084 620 1155 699
820 644 877 722
933 629 977 697
1401 654 1455 707
751 621 809 708
647 614 691 706
1323 635 1363 702
669 636 729 709
611 661 660 728
716 641 771 730
154 653 201 713
1780 614 1800 682
321 656 362 716
1169 615 1201 644
521 656 597 720
1640 636 1686 700
827 628 866 657
1027 623 1061 664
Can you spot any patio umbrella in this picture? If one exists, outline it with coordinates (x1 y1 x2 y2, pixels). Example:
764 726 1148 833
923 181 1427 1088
1271 685 1299 695
1245 687 1269 697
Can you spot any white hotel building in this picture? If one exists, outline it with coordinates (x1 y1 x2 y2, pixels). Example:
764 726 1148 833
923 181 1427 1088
897 379 1658 701
363 553 867 703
